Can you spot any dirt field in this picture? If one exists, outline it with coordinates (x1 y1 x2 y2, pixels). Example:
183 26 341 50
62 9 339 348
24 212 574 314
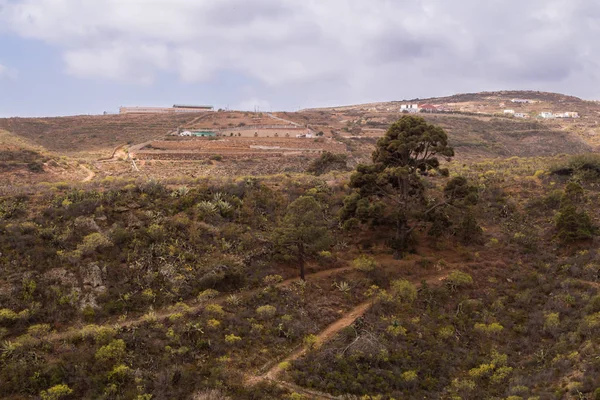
0 113 202 158
133 137 347 160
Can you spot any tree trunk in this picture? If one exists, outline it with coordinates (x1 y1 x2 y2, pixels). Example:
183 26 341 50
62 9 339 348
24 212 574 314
299 242 306 280
393 215 409 260
393 176 410 260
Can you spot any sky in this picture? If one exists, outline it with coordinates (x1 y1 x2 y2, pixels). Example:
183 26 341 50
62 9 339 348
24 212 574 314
1 0 600 117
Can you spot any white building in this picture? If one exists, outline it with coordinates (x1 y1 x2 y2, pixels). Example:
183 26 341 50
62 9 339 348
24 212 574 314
514 113 528 119
400 104 420 113
179 131 193 136
504 109 515 115
511 99 532 104
539 112 554 119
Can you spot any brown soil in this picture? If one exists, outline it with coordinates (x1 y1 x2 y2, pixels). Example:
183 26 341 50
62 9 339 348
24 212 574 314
247 272 449 387
46 265 354 344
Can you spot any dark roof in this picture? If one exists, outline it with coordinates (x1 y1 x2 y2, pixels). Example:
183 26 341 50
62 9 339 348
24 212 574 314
173 104 214 109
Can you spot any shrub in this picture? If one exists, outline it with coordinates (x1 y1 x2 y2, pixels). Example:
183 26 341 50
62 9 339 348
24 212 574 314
205 304 224 316
353 255 378 272
544 313 560 331
278 361 291 371
224 334 241 344
303 334 319 349
306 152 348 175
391 279 417 303
468 363 495 378
386 323 407 337
256 305 277 318
198 289 220 301
555 202 595 242
27 324 51 337
77 232 113 255
474 322 504 336
402 370 418 382
438 326 454 339
207 319 221 329
107 364 131 384
95 339 126 363
40 384 73 400
445 271 473 290
263 275 284 286
0 308 19 324
551 153 600 180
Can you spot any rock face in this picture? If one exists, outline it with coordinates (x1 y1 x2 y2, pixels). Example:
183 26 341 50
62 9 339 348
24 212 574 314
79 263 107 310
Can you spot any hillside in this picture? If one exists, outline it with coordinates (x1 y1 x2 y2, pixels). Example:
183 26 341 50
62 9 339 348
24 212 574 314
0 129 89 187
0 113 205 159
1 153 600 399
1 92 600 399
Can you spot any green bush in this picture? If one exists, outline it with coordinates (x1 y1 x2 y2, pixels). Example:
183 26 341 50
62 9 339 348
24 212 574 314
551 153 600 180
353 255 378 272
95 339 126 363
40 384 73 400
445 271 473 290
224 334 241 344
555 203 595 242
256 305 277 318
0 308 19 324
77 232 113 255
306 152 348 175
391 279 417 303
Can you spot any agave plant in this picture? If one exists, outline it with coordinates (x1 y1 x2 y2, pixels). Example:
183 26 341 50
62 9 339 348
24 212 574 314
212 192 226 202
197 201 218 216
333 281 351 293
1 340 19 359
226 294 241 306
171 186 190 198
214 199 233 216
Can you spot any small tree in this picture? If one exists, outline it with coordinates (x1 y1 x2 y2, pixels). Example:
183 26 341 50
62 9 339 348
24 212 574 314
342 115 457 257
555 182 595 242
275 196 332 280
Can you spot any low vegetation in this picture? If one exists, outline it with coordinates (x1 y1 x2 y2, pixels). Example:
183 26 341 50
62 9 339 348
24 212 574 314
0 113 599 399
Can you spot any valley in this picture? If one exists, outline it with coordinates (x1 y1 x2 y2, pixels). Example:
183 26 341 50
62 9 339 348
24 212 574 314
0 91 599 399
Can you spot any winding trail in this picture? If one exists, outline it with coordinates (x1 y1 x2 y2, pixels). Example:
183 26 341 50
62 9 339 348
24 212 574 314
246 272 449 395
46 265 353 343
80 165 95 182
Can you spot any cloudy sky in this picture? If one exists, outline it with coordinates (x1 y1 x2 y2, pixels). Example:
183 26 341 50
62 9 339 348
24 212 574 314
1 0 599 116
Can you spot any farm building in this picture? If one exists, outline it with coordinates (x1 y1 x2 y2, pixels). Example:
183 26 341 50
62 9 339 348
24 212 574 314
173 104 214 112
504 109 515 115
192 131 217 137
119 107 174 114
514 113 529 119
539 112 554 119
120 104 214 114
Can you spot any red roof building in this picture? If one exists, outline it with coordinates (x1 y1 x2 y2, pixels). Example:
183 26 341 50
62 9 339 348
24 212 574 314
419 104 438 112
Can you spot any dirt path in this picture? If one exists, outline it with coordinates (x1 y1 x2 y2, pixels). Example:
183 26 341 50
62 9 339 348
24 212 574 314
248 272 448 388
259 301 372 383
80 165 95 182
266 113 302 128
46 265 353 343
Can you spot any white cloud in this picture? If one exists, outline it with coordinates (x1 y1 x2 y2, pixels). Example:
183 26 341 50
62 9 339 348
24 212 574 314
2 0 600 103
0 63 17 80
